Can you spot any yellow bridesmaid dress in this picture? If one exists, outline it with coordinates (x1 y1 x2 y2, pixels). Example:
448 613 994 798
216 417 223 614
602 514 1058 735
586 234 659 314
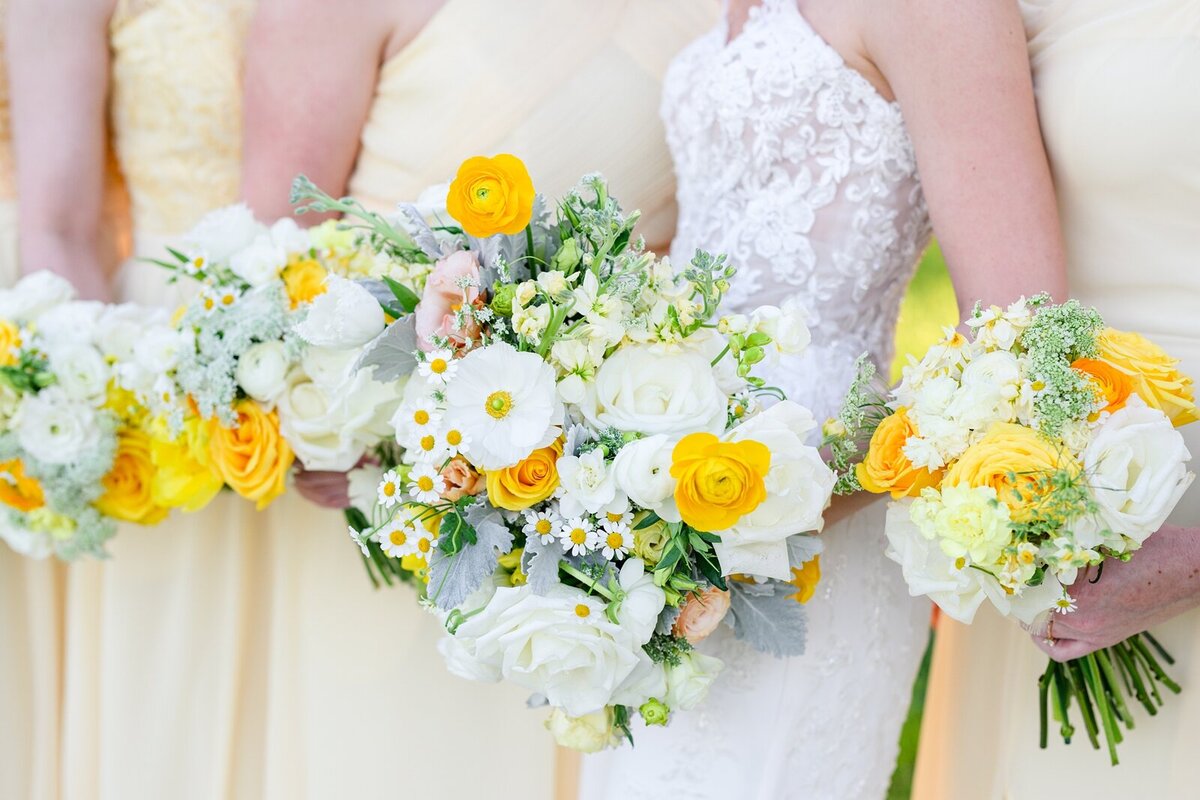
914 2 1200 796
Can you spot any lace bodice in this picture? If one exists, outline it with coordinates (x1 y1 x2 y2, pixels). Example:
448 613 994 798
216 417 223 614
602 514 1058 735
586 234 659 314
109 0 252 240
663 0 931 421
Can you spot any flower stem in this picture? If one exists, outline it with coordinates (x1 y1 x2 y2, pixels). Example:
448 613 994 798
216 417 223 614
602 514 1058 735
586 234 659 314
559 562 614 601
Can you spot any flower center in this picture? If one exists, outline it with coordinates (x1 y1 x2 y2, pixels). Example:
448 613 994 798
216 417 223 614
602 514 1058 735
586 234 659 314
417 476 435 492
569 528 587 545
606 512 623 524
535 519 552 535
420 435 436 452
446 429 463 446
606 532 623 549
389 530 407 546
203 297 215 311
418 538 432 553
574 604 590 618
221 293 236 306
383 482 396 497
430 358 449 374
485 390 513 419
413 409 430 425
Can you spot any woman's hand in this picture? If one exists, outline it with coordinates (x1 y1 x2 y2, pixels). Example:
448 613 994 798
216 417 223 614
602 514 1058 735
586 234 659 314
1029 524 1200 661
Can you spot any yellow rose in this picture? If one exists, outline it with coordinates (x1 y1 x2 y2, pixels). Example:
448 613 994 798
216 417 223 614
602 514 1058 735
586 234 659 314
0 459 45 512
445 154 535 238
856 408 942 498
944 423 1075 522
0 320 21 366
281 256 328 308
97 428 170 525
149 415 223 512
1071 357 1134 416
1097 328 1198 427
670 432 770 531
787 556 821 605
485 440 562 511
208 400 294 510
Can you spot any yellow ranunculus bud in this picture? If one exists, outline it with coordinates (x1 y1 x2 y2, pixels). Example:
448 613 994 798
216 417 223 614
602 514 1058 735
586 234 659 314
281 256 328 308
208 400 294 510
856 408 942 498
1097 328 1198 427
1071 357 1134 416
149 415 224 512
0 459 45 512
486 440 562 511
670 433 770 531
446 154 535 238
97 428 169 525
0 320 21 366
787 556 821 604
944 422 1074 522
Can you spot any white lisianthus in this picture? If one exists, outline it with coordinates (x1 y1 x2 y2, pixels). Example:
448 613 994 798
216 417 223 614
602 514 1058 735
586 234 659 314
15 388 103 465
557 448 621 517
94 303 158 361
581 345 726 438
544 708 622 753
182 203 265 265
613 558 666 644
945 350 1023 428
235 340 292 403
610 434 680 523
43 342 109 402
125 315 183 376
0 270 76 323
268 216 311 253
294 275 385 348
441 342 562 470
35 300 103 344
716 401 835 580
750 297 811 356
229 233 287 287
447 584 643 717
664 651 723 711
1080 399 1193 545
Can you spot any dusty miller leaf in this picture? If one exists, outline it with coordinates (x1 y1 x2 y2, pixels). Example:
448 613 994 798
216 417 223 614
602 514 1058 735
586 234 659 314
655 604 682 636
396 204 447 261
354 315 418 381
426 502 514 610
726 582 808 658
787 534 823 568
522 534 565 595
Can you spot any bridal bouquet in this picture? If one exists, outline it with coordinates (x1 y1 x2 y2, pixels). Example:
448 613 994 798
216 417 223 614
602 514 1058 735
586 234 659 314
293 155 834 749
0 272 187 558
142 208 426 513
831 295 1196 764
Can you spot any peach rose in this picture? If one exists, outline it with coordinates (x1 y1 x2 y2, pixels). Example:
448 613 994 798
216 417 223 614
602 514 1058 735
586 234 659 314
414 250 482 352
672 587 732 645
440 456 485 501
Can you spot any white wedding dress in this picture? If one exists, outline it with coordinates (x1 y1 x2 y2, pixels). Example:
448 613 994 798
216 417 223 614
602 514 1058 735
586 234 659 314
582 1 932 797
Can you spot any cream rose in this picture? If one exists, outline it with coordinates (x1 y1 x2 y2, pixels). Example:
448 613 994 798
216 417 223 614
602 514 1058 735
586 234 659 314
664 651 723 711
544 708 622 753
581 344 726 437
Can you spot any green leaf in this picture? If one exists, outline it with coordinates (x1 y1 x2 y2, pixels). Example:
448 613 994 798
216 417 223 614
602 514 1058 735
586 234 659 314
382 275 421 313
634 512 662 530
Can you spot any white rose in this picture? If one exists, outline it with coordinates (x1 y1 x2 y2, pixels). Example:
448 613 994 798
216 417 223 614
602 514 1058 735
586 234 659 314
664 651 723 711
96 303 165 361
0 270 75 323
544 708 621 753
581 345 726 437
294 275 385 348
750 298 811 356
1081 399 1194 545
613 558 666 644
15 388 103 465
43 342 109 402
716 401 835 580
182 203 266 265
609 648 668 708
133 324 187 374
35 300 103 344
449 585 642 717
610 434 680 523
438 633 502 683
557 448 621 518
236 341 292 403
268 216 311 253
230 234 288 287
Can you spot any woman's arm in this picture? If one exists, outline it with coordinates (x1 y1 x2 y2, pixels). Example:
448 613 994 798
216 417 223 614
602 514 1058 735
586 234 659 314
8 0 116 299
864 0 1067 313
240 0 444 221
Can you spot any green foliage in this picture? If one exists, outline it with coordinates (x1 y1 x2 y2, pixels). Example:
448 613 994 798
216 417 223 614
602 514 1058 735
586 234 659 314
643 632 693 668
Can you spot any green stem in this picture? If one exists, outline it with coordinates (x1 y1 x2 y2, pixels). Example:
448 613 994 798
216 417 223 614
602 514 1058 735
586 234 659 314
1038 660 1055 749
1083 655 1121 765
710 343 732 367
1143 631 1176 666
1053 664 1075 743
1132 635 1182 694
559 562 614 601
1114 641 1158 716
1067 659 1101 750
1095 648 1133 730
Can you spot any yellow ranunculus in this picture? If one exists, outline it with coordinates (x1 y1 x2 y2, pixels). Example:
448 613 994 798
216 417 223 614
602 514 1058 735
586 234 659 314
856 408 942 498
281 256 328 308
944 422 1074 522
1097 328 1198 427
670 433 770 531
1072 357 1134 416
486 440 562 511
787 556 821 605
0 459 45 512
208 400 294 510
0 320 21 366
446 154 535 238
97 428 170 525
148 415 224 512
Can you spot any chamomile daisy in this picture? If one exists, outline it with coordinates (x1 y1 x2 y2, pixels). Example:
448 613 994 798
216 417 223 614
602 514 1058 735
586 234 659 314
411 431 442 462
598 524 631 560
1053 593 1077 614
418 348 458 385
439 426 471 458
392 400 442 445
348 525 371 556
377 469 403 508
413 529 440 559
407 463 446 504
558 516 594 557
522 508 561 545
200 287 241 315
377 520 419 558
600 509 633 530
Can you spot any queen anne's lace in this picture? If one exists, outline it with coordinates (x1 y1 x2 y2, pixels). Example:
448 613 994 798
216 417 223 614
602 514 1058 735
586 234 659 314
663 0 932 423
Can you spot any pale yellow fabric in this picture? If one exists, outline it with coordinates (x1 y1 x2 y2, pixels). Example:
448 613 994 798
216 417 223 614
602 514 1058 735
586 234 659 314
914 2 1200 796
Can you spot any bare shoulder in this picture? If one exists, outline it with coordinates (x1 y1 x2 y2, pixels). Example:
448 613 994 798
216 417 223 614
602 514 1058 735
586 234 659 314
861 0 1027 69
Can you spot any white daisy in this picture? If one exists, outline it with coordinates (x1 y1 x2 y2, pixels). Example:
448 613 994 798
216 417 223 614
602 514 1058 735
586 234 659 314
410 431 443 462
522 508 561 545
1053 593 1077 614
598 524 631 561
377 520 419 558
200 286 240 315
407 462 446 504
558 516 595 557
377 469 403 508
418 348 458 385
439 426 471 458
348 525 371 557
413 528 440 560
392 400 442 445
600 510 633 530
